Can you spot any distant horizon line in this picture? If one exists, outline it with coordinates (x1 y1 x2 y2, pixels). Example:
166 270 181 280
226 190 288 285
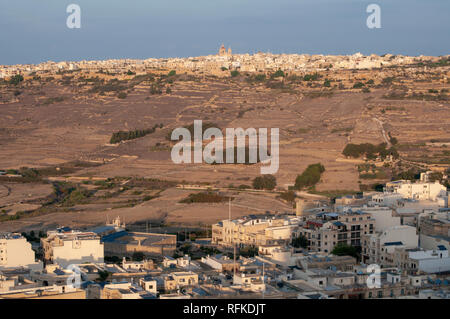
2 49 448 68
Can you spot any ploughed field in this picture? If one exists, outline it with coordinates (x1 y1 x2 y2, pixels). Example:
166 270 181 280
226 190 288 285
0 63 449 232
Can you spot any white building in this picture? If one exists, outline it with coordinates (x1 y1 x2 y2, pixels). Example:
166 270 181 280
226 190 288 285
233 272 265 292
386 180 447 202
362 225 418 265
407 248 450 274
163 255 191 268
356 206 401 232
0 233 42 270
41 228 104 268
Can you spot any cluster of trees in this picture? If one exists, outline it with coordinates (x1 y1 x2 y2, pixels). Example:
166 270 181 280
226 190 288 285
342 142 399 160
167 122 219 141
89 79 127 94
246 74 266 84
331 243 359 259
9 74 24 85
292 234 308 248
278 190 296 203
48 182 91 207
230 70 240 77
117 92 127 99
252 174 277 190
271 69 285 78
179 192 233 204
265 81 290 90
210 146 265 165
302 73 320 81
392 168 421 181
294 163 325 190
21 230 46 243
353 82 365 89
110 124 163 144
388 132 398 145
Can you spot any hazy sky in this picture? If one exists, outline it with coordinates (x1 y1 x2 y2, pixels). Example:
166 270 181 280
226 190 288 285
0 0 449 65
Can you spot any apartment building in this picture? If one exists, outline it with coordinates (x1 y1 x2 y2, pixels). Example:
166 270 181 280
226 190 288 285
212 215 298 248
296 211 375 253
362 225 419 265
0 233 42 270
41 228 104 268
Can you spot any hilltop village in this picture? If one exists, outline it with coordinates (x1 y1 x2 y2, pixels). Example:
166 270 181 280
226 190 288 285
0 45 444 79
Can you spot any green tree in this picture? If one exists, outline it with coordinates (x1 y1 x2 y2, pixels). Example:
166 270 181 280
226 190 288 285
331 243 358 259
9 74 24 85
230 70 240 77
252 175 277 190
294 163 325 190
97 270 111 282
132 251 145 261
168 70 176 77
272 69 285 78
292 234 308 248
353 82 365 89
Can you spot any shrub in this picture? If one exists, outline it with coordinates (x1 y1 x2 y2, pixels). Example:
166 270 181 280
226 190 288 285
271 69 285 78
331 243 358 259
110 124 160 144
230 70 240 77
9 74 24 85
342 143 398 160
179 192 233 204
294 163 325 190
303 73 320 81
292 234 308 248
252 175 277 190
353 82 365 89
279 190 296 203
117 92 127 99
